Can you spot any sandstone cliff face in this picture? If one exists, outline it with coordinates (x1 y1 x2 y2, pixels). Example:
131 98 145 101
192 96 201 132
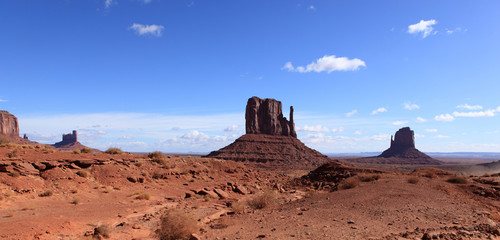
0 111 20 137
53 130 85 150
391 127 415 148
245 97 297 137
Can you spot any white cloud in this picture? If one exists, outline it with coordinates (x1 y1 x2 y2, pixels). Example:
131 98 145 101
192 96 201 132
130 23 164 37
308 5 315 10
392 121 408 126
345 109 357 117
435 113 455 122
224 125 239 132
453 110 496 117
408 19 437 38
0 99 7 102
435 135 450 139
446 27 462 35
297 124 331 132
354 130 362 135
371 107 387 115
403 102 420 110
330 127 344 133
282 54 366 73
456 104 483 110
415 134 425 138
416 117 427 123
426 129 438 133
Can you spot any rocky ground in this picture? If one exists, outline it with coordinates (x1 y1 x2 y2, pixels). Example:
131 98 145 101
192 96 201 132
0 143 499 240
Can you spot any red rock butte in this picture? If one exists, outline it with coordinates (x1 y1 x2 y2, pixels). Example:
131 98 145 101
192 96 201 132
207 97 329 169
0 110 20 137
52 130 86 150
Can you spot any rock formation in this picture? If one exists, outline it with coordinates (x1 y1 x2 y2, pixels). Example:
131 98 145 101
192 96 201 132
0 111 19 137
52 130 85 150
207 97 329 169
245 96 296 137
349 127 441 165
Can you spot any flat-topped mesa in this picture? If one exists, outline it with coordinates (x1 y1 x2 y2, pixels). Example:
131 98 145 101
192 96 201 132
53 130 80 148
245 96 297 137
390 127 415 149
0 110 20 137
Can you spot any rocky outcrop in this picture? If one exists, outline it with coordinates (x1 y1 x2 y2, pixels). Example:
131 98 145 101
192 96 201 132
245 97 296 137
52 130 85 150
208 97 328 169
379 127 426 158
0 111 19 137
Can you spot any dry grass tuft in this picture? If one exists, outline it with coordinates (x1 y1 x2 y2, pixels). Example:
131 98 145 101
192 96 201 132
39 190 53 197
157 209 198 240
76 170 89 178
7 149 19 158
104 147 123 154
339 177 360 190
407 177 419 184
247 190 278 210
73 149 81 154
136 192 151 200
230 200 246 214
446 176 467 184
0 136 10 145
80 147 93 153
94 224 111 238
358 174 381 182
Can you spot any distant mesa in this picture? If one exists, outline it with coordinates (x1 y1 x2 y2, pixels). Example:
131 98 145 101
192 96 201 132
207 96 329 169
349 127 442 165
52 130 86 150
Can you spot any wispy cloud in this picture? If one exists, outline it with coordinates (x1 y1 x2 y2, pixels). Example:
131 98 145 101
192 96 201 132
426 129 438 133
416 117 427 123
392 121 408 126
456 104 483 110
371 107 387 115
408 19 437 38
345 109 357 117
224 125 239 132
453 110 496 117
0 99 7 102
435 113 455 122
297 124 331 133
105 0 114 8
308 5 316 10
403 102 420 110
130 23 164 37
282 55 366 73
435 135 450 139
446 27 464 35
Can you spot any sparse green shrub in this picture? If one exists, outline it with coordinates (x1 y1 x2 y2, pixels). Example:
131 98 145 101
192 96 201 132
105 147 122 154
407 177 419 184
446 176 467 184
157 209 198 240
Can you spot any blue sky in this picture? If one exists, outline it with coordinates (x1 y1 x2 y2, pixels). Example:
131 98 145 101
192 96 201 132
1 0 499 153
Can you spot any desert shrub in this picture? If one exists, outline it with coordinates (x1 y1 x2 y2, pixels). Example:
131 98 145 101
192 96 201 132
247 190 278 210
105 147 122 154
80 147 93 153
148 151 164 160
157 209 198 240
446 176 467 184
407 177 419 184
339 177 360 190
136 192 151 200
76 170 89 178
210 216 234 229
71 198 81 205
39 190 53 197
0 136 10 145
94 224 111 239
73 149 81 154
359 174 381 182
230 200 246 214
7 149 19 158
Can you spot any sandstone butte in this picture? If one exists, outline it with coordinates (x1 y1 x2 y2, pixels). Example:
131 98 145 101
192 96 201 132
207 96 330 169
52 130 86 150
